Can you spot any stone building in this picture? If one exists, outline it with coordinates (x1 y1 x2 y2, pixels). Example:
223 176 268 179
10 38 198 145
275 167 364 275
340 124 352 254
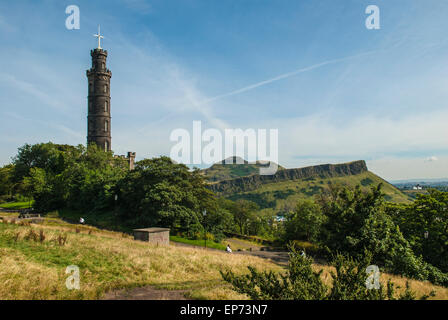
133 228 170 245
87 48 111 152
86 28 135 170
114 152 136 170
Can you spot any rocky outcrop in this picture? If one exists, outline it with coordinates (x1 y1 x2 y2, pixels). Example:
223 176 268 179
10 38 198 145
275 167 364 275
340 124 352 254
207 160 368 195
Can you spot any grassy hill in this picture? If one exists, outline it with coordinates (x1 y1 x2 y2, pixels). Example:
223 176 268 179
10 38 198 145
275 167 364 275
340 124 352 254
202 159 412 215
0 215 278 300
201 156 284 182
0 216 446 300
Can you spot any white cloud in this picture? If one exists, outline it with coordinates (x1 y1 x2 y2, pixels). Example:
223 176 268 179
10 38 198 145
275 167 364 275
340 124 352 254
273 110 448 159
425 156 438 162
368 156 448 181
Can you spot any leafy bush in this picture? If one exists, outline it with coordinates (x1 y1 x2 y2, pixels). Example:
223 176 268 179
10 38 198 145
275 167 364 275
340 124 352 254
318 184 448 286
221 246 433 300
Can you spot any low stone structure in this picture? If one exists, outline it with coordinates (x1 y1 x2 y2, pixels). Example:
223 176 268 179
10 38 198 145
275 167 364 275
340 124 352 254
133 227 170 245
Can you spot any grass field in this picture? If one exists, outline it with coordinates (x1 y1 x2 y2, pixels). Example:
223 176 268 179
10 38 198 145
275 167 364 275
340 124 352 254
0 217 447 300
0 201 34 210
0 218 278 299
170 235 226 251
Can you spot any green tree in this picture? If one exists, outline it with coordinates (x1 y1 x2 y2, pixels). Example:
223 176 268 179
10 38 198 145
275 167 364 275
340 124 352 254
12 142 78 183
0 164 14 199
232 199 259 235
116 157 216 231
319 184 448 286
387 190 448 273
284 199 324 242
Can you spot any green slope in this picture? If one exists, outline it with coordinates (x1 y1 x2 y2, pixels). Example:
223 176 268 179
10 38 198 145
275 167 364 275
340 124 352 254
201 156 284 182
202 159 412 216
227 171 411 214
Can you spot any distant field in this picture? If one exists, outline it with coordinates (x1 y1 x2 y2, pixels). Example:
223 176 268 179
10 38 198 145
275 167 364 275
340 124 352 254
170 235 226 251
0 201 34 210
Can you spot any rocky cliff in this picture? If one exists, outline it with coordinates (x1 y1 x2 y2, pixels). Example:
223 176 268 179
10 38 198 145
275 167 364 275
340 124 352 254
207 160 368 195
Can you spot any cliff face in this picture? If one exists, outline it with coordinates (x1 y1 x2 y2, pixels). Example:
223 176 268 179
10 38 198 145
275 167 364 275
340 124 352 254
207 160 368 195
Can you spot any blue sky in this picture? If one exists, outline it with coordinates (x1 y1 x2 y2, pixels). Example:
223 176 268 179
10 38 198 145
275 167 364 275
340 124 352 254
1 0 448 180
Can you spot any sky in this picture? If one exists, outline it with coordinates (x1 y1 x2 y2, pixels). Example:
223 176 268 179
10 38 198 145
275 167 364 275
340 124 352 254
0 0 448 180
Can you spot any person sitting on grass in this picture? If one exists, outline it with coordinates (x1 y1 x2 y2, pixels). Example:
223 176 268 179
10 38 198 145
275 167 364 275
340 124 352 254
226 244 232 253
79 217 85 225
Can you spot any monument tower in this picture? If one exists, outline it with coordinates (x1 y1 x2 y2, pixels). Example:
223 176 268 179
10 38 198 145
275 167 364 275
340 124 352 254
86 26 112 151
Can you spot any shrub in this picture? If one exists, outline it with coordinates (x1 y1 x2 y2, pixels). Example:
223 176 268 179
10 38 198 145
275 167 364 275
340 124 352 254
221 246 433 300
39 230 45 243
57 234 67 246
24 229 38 241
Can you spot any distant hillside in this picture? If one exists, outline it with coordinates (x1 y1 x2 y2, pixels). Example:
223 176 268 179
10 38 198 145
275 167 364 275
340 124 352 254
201 156 284 182
203 159 412 214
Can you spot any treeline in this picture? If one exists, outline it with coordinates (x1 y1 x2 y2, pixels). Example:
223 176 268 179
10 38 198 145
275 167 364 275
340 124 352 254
1 142 447 287
281 184 448 286
0 142 276 242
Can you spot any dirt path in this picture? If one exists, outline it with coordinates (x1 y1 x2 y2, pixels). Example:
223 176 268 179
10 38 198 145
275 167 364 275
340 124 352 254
101 241 289 300
102 287 187 300
234 249 289 266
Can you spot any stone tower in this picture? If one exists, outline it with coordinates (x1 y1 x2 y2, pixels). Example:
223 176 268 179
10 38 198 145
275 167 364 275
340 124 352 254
86 48 112 151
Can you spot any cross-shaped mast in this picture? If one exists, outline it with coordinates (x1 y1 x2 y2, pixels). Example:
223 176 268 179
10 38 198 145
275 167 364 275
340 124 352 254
93 25 104 49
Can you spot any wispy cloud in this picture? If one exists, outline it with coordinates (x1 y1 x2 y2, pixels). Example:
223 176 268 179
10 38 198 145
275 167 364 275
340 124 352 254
0 14 16 33
201 51 377 104
119 0 152 14
3 111 83 140
0 73 70 113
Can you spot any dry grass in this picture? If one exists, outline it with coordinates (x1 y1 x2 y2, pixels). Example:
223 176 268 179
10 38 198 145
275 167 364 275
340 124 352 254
0 218 280 300
313 264 448 300
0 218 447 300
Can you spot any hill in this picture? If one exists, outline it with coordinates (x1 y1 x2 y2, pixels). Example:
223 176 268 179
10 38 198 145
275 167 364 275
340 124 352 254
0 215 278 299
203 160 412 214
201 156 284 182
0 216 446 300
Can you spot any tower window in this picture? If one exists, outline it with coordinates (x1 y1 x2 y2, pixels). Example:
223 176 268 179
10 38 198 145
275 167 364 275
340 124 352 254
104 84 108 93
89 101 92 112
89 82 93 93
105 141 108 151
102 62 105 69
105 120 108 132
104 101 108 112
